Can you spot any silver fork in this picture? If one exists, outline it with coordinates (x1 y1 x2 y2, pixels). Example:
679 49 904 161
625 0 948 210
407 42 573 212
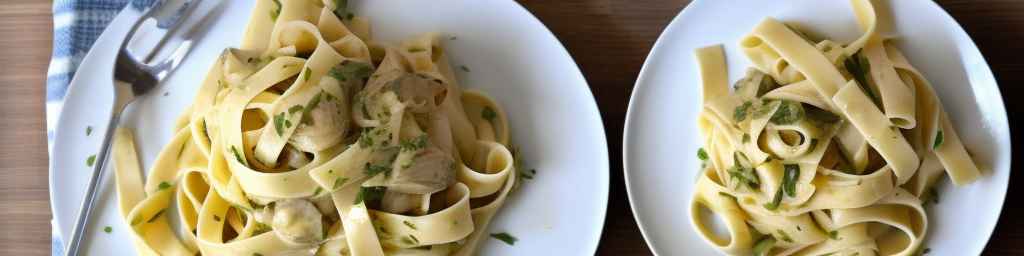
64 0 208 255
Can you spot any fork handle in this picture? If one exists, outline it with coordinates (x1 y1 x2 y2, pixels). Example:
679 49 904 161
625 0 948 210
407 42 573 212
64 85 133 256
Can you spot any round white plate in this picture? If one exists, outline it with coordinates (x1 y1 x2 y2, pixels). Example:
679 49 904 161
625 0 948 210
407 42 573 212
623 0 1010 255
50 1 609 255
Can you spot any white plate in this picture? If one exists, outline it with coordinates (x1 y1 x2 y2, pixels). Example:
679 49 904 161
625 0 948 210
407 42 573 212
50 1 609 255
623 0 1010 255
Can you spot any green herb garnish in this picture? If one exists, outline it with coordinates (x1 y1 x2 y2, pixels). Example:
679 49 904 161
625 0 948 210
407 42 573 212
782 164 800 197
407 47 426 53
273 112 286 136
752 236 776 256
104 226 112 233
481 107 497 122
364 162 390 177
763 187 783 210
353 186 386 204
332 0 349 20
213 215 221 222
158 181 171 191
333 177 349 190
697 148 709 160
400 134 429 151
490 232 517 246
270 0 281 21
230 145 246 165
288 105 304 114
328 61 373 82
313 187 323 196
828 230 839 240
460 65 470 72
86 126 93 136
769 100 805 125
844 51 879 105
304 67 312 81
933 130 944 149
733 101 753 122
776 230 793 243
742 133 751 143
86 154 96 167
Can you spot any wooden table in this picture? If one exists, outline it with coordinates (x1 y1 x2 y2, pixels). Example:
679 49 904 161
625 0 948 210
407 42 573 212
0 0 1020 255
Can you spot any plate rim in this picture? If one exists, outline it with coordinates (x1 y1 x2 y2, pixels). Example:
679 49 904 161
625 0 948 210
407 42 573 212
49 1 610 254
621 0 1011 255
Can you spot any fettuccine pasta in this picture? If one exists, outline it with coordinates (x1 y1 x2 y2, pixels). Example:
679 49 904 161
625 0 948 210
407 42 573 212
111 1 519 255
690 0 981 255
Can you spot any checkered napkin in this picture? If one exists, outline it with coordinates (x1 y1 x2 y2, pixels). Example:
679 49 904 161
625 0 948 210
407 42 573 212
47 0 154 254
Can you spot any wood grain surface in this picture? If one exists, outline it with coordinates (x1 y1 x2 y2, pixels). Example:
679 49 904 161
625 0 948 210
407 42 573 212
0 0 1019 255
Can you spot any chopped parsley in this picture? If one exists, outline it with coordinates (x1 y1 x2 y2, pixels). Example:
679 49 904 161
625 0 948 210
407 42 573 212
230 146 246 165
103 226 112 233
313 187 323 196
86 126 93 136
86 154 96 167
213 214 221 222
460 65 470 72
288 105 304 114
301 92 324 125
273 112 286 136
733 101 753 122
332 0 349 20
364 162 390 177
328 61 373 82
770 100 805 125
481 107 497 122
333 177 349 190
490 232 517 246
400 134 429 151
727 152 759 189
353 186 386 204
928 187 940 205
844 51 879 105
933 130 944 149
742 133 751 143
782 164 800 197
752 236 775 256
776 230 793 243
763 187 783 211
519 169 536 180
697 148 709 160
270 0 281 21
407 47 426 53
254 253 264 256
158 181 171 191
828 230 839 240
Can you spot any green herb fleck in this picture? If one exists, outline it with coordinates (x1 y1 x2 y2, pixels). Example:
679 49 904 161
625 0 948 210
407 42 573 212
752 237 775 256
104 226 112 233
273 112 286 136
158 182 171 191
490 232 517 246
769 100 805 125
408 47 426 53
288 105 304 114
933 130 944 149
733 101 753 122
828 230 839 240
776 230 793 243
304 67 312 81
742 133 751 143
213 215 221 222
782 164 800 197
86 154 96 167
844 51 879 105
928 187 940 205
353 186 386 204
270 0 281 21
333 177 349 190
460 65 470 72
313 187 323 196
763 187 783 211
254 253 264 256
86 126 93 136
400 134 429 151
328 61 373 82
364 163 390 177
333 0 349 20
230 146 246 165
697 148 709 160
482 107 497 122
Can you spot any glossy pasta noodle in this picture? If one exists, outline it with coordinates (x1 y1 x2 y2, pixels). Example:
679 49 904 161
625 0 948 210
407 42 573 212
690 0 982 255
110 0 519 255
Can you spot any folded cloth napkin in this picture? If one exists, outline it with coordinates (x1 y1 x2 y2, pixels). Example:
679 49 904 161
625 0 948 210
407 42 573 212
48 0 154 255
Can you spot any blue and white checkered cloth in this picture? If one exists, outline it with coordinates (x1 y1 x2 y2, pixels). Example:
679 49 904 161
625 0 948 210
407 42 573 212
48 1 154 255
